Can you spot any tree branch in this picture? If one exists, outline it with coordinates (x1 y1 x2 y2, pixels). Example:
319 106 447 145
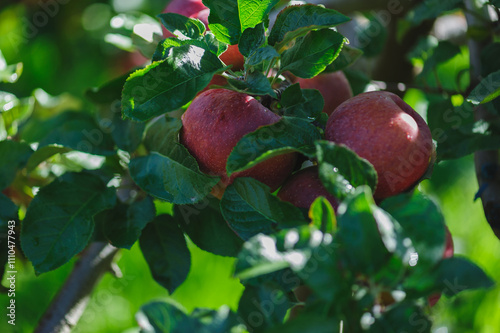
34 242 120 333
465 0 500 239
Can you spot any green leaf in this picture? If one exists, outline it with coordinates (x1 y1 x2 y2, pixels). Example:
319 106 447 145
87 73 146 153
309 197 336 234
406 0 462 26
279 30 345 79
26 145 72 172
131 117 220 204
189 307 245 333
380 192 446 269
158 13 206 39
239 22 266 57
480 42 500 76
426 95 474 137
269 4 349 52
204 0 241 44
203 32 229 56
0 192 17 224
0 193 17 279
97 196 156 249
221 178 307 240
239 0 279 31
237 283 291 333
227 71 276 97
144 116 182 153
139 215 190 293
174 198 244 257
153 36 228 62
325 45 363 72
404 257 494 298
468 70 500 105
122 45 224 121
130 152 220 204
0 92 34 139
335 187 391 275
368 302 431 333
136 300 188 333
436 120 500 160
264 314 341 333
226 117 321 175
280 84 324 120
0 140 33 190
246 46 280 67
315 141 377 200
36 111 116 156
356 13 388 58
0 50 23 83
418 41 461 78
235 226 328 280
137 301 243 333
20 172 116 273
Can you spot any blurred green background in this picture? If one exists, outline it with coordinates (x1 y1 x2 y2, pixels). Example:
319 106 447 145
0 0 499 332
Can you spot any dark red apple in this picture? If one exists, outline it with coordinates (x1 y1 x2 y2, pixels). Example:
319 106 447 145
277 166 338 210
294 71 353 116
325 91 433 200
180 89 297 198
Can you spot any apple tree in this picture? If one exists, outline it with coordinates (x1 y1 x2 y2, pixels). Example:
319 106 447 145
0 0 499 332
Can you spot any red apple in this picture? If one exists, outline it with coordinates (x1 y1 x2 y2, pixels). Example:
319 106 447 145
277 166 338 210
325 91 433 200
180 89 297 198
294 71 353 116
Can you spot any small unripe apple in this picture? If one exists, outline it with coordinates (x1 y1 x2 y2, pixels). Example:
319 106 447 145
277 166 338 210
325 91 433 200
294 71 353 116
181 89 297 197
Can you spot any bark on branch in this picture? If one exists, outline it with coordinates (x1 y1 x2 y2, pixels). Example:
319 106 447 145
34 242 120 333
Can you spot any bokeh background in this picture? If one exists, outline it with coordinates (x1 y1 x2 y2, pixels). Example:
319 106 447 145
0 0 499 332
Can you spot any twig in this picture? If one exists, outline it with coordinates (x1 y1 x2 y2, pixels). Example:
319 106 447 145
465 0 500 239
34 242 120 333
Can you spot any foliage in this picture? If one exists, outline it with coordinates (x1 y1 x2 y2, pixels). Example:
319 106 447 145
0 0 499 332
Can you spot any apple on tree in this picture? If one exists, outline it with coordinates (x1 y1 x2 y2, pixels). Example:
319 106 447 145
325 91 433 200
291 71 353 116
277 166 339 210
180 89 297 198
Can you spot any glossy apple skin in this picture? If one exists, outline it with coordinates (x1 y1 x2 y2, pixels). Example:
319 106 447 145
277 166 338 210
181 89 297 196
325 91 433 200
295 71 353 116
